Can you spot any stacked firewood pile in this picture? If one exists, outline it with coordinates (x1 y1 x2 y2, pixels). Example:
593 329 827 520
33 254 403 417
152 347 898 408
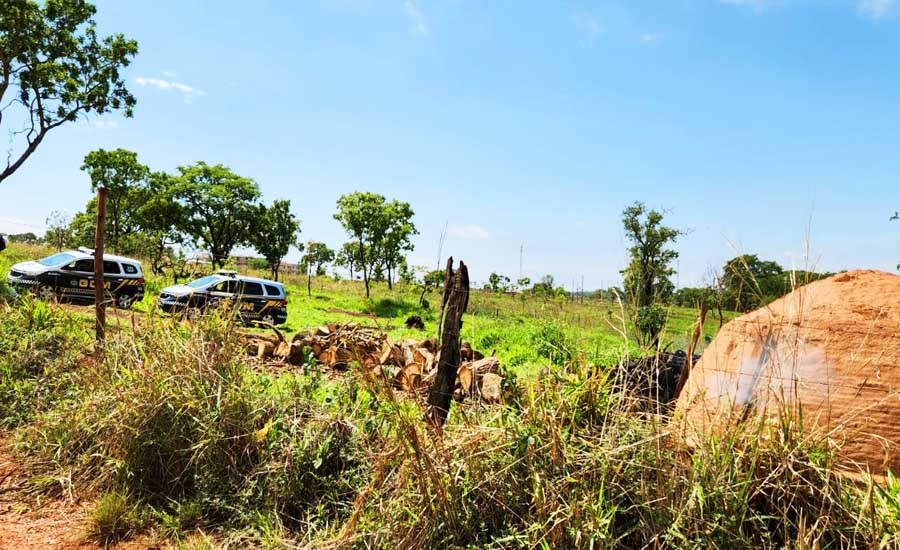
246 322 503 403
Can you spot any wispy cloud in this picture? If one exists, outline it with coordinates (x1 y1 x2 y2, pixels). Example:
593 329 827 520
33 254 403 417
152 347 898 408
858 0 898 18
162 70 177 78
448 223 491 240
404 0 427 35
84 119 119 130
135 77 207 100
572 11 602 45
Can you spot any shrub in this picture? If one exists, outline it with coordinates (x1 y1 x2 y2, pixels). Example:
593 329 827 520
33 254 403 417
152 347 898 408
635 304 668 345
87 491 141 544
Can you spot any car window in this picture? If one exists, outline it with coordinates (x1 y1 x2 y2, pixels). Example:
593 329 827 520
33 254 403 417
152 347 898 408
264 284 281 296
103 261 121 275
213 280 240 294
38 253 75 267
63 259 94 272
243 282 264 296
186 275 221 289
123 264 138 275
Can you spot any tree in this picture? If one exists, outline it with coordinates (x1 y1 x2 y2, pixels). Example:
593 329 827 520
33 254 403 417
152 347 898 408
301 241 334 296
44 210 71 251
80 148 149 253
335 242 363 280
516 277 531 292
334 192 391 298
418 268 445 307
135 171 188 275
0 0 138 183
252 199 301 281
487 272 511 292
721 254 785 311
377 200 418 290
172 162 262 269
620 202 682 308
531 275 556 296
7 232 39 244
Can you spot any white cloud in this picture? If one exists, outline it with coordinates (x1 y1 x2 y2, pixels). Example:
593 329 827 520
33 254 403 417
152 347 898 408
404 0 427 35
162 70 177 78
135 76 207 99
86 119 118 130
858 0 898 18
448 223 491 240
572 11 602 45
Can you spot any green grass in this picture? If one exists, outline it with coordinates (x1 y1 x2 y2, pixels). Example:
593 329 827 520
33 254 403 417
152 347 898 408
8 242 891 548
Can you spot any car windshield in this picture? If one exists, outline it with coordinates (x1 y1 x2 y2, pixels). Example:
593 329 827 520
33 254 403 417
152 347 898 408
37 253 76 267
186 275 221 289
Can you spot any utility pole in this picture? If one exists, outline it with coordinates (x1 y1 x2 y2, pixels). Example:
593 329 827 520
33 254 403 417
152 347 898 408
94 187 107 343
519 242 524 279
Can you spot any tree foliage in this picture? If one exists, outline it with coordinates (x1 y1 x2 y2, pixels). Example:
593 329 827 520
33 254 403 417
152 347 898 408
301 241 334 295
620 202 682 308
333 192 416 297
43 210 71 251
252 199 301 281
0 0 138 183
80 148 149 253
172 162 262 269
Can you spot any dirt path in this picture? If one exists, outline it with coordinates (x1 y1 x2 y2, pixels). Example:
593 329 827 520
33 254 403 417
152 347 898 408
0 444 95 549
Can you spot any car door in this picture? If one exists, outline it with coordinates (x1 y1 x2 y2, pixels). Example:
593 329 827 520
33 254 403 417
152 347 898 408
60 259 96 299
239 281 268 318
209 279 240 311
103 260 127 297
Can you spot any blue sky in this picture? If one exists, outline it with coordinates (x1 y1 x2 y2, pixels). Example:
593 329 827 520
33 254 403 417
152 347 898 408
1 0 899 288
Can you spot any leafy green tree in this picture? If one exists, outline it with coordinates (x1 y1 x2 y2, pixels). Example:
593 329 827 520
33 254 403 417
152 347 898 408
531 275 556 296
377 200 418 290
335 242 363 280
135 171 188 275
620 202 682 308
80 148 149 253
7 232 39 245
516 277 531 292
418 268 445 307
488 272 511 292
333 192 390 298
172 162 262 269
0 0 138 183
44 210 71 251
301 241 334 296
252 199 301 281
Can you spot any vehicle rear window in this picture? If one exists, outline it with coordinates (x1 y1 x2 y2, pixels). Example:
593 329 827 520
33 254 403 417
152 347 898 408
103 261 121 274
243 282 264 296
264 284 281 296
123 264 138 275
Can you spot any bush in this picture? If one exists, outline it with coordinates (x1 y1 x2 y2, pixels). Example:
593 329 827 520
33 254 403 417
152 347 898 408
87 491 141 545
530 322 571 365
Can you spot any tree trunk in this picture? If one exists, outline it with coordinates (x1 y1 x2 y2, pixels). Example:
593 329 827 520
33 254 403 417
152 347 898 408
387 263 393 290
307 265 312 297
426 257 469 430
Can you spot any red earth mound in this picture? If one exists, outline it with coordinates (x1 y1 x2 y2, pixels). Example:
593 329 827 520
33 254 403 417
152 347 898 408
676 270 900 474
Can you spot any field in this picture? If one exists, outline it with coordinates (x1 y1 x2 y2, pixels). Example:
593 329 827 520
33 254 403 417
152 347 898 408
1 242 897 549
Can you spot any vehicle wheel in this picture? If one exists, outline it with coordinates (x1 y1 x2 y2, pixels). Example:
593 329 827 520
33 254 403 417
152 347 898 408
36 284 56 301
116 293 135 309
261 313 276 325
185 307 202 321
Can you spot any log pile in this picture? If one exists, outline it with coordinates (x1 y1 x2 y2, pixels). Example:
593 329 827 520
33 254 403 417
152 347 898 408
246 322 502 403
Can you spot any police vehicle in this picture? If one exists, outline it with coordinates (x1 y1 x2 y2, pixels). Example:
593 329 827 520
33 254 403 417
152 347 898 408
157 270 288 325
6 248 145 308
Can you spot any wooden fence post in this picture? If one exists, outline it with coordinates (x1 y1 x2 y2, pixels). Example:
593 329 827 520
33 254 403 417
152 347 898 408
94 186 107 343
426 257 469 430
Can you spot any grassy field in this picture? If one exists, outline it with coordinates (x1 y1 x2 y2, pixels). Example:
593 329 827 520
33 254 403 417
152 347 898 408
1 242 897 549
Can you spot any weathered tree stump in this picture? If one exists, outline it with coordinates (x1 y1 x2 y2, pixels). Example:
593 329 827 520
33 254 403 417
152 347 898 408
426 257 469 430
